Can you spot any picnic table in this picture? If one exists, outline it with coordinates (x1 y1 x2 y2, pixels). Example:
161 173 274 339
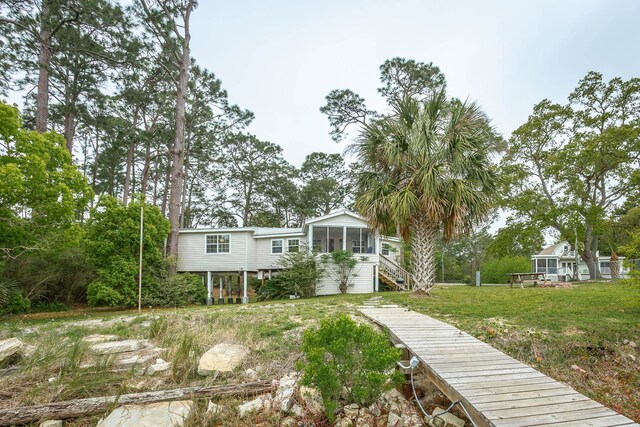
509 272 548 288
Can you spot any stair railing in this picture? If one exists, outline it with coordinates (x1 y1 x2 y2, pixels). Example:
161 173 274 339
379 254 413 290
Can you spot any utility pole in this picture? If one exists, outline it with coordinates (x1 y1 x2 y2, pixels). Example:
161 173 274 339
138 197 144 312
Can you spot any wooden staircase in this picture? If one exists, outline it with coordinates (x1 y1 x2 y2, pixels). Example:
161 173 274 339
378 254 413 291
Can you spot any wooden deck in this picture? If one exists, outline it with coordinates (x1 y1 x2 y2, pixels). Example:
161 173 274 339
358 306 638 427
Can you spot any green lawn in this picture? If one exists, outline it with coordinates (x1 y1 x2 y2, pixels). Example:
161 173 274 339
382 282 640 421
1 282 638 424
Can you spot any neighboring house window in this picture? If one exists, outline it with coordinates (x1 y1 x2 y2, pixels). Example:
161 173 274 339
536 258 557 274
272 239 284 254
206 234 230 253
287 239 300 253
600 261 611 275
381 243 391 256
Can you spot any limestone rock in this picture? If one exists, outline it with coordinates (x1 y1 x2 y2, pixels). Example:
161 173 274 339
275 372 298 412
299 386 324 416
39 421 63 427
206 401 220 415
90 340 145 355
82 334 120 344
290 404 305 417
387 412 402 427
146 359 171 376
0 338 23 363
96 401 192 427
428 407 465 427
280 417 296 427
244 368 258 380
343 403 360 419
237 397 264 418
198 342 249 375
336 415 353 427
20 344 37 358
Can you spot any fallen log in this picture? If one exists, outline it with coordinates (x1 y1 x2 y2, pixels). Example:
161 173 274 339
0 380 275 425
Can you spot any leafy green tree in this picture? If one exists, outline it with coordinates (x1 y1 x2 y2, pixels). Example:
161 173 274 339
481 256 532 284
320 250 364 294
486 221 545 258
0 102 92 261
353 93 497 291
501 72 640 279
84 195 169 306
299 152 352 219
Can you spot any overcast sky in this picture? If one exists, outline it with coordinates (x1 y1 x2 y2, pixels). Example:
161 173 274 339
190 0 640 166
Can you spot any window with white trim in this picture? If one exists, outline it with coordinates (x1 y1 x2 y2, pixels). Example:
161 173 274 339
287 239 300 253
205 234 230 253
381 243 391 256
271 239 284 254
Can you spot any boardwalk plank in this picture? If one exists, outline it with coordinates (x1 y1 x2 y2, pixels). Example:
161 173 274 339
358 307 638 427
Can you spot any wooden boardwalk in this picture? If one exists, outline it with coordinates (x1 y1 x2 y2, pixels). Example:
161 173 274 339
358 306 639 427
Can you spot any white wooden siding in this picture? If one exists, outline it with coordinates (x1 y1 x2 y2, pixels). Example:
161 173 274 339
255 237 308 270
381 238 403 264
177 231 252 272
310 213 368 227
316 258 376 295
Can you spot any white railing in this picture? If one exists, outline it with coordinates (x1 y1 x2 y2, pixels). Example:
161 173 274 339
379 254 412 290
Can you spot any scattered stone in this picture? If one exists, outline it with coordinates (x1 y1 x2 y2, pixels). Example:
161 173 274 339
146 359 171 376
82 334 120 344
237 396 264 418
48 376 57 383
290 403 305 417
623 339 630 345
337 415 353 427
299 386 324 416
429 407 465 427
274 372 298 411
0 338 23 363
20 344 36 358
387 412 402 427
280 417 296 427
571 364 587 374
206 401 220 415
244 368 258 381
343 403 360 419
368 402 381 417
96 401 192 427
39 421 63 427
198 343 249 375
90 340 145 355
629 341 637 348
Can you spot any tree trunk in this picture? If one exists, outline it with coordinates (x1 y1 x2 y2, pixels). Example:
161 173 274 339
161 154 170 216
123 108 139 206
166 0 195 274
35 0 52 133
410 216 438 291
141 139 151 201
610 251 620 279
0 381 273 426
581 225 602 280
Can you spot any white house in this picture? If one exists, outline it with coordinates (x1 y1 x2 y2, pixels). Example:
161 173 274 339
177 210 405 303
531 241 626 281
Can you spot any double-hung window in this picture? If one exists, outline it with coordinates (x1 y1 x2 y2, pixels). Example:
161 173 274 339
381 243 391 256
272 239 284 254
287 239 300 253
206 234 230 254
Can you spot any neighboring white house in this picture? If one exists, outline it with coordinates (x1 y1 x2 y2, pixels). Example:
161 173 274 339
177 210 404 303
531 241 626 281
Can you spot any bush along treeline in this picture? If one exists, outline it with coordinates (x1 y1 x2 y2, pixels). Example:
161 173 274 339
0 104 205 313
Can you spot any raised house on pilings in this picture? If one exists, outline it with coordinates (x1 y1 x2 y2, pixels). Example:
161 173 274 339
176 210 407 303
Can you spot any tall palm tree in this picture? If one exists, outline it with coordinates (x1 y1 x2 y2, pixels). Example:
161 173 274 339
353 91 497 291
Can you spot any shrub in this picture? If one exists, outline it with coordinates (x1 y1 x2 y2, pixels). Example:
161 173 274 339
320 250 363 293
301 315 403 422
84 196 169 307
482 256 531 284
257 247 324 300
144 273 207 307
0 292 30 316
30 301 69 313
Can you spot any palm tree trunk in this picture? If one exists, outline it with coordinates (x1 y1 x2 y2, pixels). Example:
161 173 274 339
411 219 438 291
